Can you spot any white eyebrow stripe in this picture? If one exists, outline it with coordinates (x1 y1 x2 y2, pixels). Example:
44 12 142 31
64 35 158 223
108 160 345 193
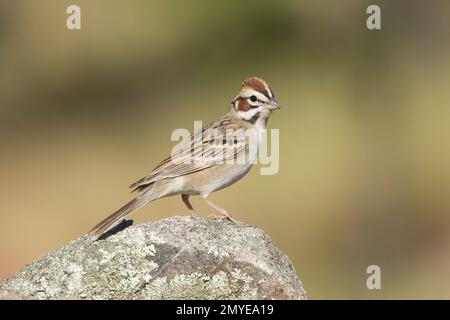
240 88 270 103
254 91 269 102
262 81 272 99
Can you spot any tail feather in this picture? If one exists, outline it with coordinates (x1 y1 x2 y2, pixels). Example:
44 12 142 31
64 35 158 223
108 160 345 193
89 197 149 238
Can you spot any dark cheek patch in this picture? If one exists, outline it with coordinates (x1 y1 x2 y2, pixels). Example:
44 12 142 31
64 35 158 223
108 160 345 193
236 98 251 112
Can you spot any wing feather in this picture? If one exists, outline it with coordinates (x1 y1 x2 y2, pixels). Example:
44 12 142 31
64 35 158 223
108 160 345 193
130 115 249 191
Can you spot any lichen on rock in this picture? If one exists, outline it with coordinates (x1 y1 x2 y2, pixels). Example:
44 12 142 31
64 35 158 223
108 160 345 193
0 216 307 300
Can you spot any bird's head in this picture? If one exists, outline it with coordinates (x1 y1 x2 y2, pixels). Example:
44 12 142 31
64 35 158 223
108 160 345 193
231 77 280 122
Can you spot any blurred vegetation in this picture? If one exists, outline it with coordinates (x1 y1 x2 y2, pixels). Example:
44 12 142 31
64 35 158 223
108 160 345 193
1 0 450 299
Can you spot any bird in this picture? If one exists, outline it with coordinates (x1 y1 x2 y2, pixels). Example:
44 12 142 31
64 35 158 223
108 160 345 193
89 77 280 238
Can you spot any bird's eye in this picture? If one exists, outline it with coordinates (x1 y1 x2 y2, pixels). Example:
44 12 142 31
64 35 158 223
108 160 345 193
250 95 257 102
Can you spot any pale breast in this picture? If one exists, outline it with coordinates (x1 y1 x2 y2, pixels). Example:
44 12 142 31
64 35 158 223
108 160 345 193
180 162 254 197
153 114 266 198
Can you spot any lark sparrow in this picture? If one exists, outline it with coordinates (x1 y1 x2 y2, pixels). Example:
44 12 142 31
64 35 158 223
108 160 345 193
90 77 280 238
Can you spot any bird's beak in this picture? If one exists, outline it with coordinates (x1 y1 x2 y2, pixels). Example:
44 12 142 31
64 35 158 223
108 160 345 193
268 99 280 110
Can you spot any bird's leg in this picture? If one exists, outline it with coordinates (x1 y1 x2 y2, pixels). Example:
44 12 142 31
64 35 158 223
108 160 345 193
181 194 198 218
202 197 243 224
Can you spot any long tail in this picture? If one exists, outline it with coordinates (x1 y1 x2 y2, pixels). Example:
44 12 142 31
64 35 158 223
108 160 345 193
89 197 150 238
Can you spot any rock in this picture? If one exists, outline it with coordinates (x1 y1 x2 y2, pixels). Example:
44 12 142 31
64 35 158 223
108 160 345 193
0 216 306 300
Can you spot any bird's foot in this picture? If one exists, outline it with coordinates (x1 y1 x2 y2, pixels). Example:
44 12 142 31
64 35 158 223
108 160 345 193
189 211 198 218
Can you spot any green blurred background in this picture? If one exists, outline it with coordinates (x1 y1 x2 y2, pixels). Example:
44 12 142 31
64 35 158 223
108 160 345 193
1 0 450 299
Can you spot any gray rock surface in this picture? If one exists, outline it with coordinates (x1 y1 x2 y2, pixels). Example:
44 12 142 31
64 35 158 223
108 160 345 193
0 216 306 300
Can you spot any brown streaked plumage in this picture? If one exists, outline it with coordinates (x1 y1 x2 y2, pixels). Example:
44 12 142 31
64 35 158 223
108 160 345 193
89 77 280 238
